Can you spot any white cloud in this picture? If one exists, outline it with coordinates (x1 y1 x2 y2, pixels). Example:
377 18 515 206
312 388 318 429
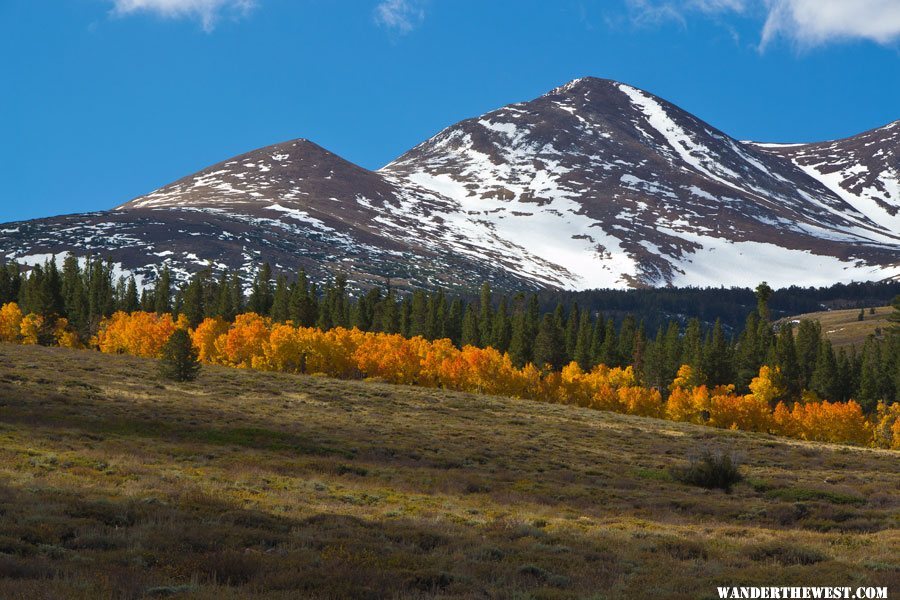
110 0 256 31
761 0 900 47
374 0 425 33
626 0 900 47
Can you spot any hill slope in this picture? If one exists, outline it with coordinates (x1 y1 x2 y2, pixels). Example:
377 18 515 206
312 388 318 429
0 344 897 598
1 78 898 292
782 305 894 348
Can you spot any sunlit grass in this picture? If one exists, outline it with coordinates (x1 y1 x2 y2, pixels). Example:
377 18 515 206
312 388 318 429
0 344 896 598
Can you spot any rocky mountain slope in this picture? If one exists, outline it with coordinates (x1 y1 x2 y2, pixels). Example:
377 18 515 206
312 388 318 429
1 77 898 292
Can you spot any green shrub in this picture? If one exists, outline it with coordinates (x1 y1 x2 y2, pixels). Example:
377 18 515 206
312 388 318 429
672 448 742 492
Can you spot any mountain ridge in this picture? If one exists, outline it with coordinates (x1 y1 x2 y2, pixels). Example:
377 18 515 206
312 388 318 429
1 77 898 293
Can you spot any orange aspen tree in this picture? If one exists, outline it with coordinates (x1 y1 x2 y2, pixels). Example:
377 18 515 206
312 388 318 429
19 314 44 345
191 317 231 364
218 313 271 367
0 302 23 342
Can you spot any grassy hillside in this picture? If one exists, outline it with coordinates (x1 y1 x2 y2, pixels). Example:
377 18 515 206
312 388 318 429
0 345 897 599
782 306 893 348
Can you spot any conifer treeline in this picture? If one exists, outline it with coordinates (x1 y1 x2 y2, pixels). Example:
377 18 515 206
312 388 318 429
2 257 898 412
542 280 900 332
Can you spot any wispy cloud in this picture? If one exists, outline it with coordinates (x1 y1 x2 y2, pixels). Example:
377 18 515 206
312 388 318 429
110 0 256 32
374 0 426 34
688 0 746 12
761 0 900 48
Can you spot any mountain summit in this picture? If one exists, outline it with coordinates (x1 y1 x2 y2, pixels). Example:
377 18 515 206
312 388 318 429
2 78 898 291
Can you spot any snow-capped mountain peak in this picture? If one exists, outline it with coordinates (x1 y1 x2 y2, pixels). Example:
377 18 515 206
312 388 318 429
2 78 898 292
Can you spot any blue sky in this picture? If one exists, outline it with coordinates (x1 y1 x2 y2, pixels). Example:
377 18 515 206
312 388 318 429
2 0 898 222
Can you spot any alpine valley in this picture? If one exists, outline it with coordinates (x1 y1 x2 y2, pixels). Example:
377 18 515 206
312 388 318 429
2 77 898 293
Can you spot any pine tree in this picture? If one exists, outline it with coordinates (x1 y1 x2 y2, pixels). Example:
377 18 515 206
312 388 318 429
533 314 565 371
478 282 493 347
16 263 39 315
523 294 540 357
618 316 638 369
445 298 463 345
508 305 529 367
289 270 317 327
461 304 481 347
331 274 350 328
573 310 593 370
662 321 682 385
171 286 184 318
231 273 245 316
38 258 64 317
564 302 580 361
835 348 854 402
772 324 801 399
701 319 732 386
794 319 822 389
113 277 127 313
153 265 172 315
181 272 206 328
552 303 566 330
0 261 19 304
858 338 884 412
429 291 446 340
139 288 153 312
755 281 773 322
158 329 201 382
122 277 140 313
632 321 647 380
599 318 618 367
490 296 511 352
409 290 429 338
681 319 703 373
247 263 273 316
589 313 606 367
399 296 412 337
215 272 236 321
735 312 762 391
378 288 400 334
270 274 291 323
643 326 667 390
353 287 382 331
809 339 839 401
61 254 87 331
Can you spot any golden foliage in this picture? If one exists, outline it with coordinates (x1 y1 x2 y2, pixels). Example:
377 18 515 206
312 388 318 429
19 313 43 345
666 385 710 425
0 302 23 342
1 308 887 449
874 402 900 449
217 313 271 367
748 365 783 406
191 317 231 364
773 399 870 445
53 317 82 349
95 311 177 358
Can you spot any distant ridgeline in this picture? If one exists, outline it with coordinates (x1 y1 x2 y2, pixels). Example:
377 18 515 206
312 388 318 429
1 256 899 412
537 282 900 332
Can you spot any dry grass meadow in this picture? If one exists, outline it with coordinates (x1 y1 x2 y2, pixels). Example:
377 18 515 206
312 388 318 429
0 344 897 599
782 306 893 348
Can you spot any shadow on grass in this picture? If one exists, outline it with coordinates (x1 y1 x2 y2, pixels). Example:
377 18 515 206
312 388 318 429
0 476 602 599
